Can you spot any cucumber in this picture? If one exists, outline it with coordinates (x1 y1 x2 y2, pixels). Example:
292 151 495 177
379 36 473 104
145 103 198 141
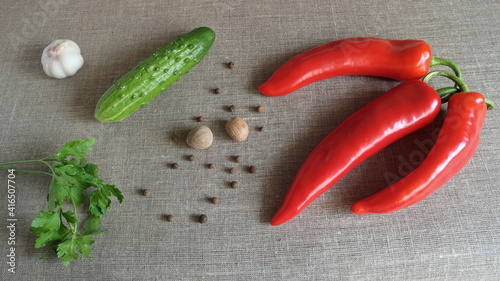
94 27 215 122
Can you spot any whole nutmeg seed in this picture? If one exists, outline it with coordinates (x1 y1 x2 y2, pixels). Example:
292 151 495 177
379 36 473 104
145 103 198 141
225 117 249 142
186 125 213 149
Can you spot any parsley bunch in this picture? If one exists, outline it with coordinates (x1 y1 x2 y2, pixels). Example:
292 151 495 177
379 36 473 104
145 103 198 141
0 138 123 265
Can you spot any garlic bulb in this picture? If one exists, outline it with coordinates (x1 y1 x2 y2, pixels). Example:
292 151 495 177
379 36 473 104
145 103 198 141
41 39 84 79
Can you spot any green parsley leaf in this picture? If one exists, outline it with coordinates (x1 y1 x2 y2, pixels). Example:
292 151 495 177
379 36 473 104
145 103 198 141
34 226 70 249
53 164 81 186
75 236 95 257
62 211 78 224
31 210 62 234
30 210 71 248
81 215 104 236
57 236 95 266
55 138 95 161
56 237 79 265
47 181 70 211
78 163 104 189
89 186 112 217
104 184 124 203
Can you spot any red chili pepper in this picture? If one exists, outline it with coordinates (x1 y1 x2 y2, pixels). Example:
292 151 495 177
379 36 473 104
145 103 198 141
271 80 441 226
259 37 459 97
351 91 487 214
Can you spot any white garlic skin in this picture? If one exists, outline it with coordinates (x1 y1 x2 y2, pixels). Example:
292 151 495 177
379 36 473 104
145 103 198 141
41 39 84 79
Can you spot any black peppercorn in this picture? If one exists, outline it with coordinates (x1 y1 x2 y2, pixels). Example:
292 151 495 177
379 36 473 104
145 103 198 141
230 181 239 189
172 134 180 143
235 155 243 163
199 214 208 223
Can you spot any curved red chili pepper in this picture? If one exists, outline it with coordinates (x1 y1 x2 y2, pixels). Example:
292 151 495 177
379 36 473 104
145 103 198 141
259 37 433 97
271 80 441 225
351 92 486 214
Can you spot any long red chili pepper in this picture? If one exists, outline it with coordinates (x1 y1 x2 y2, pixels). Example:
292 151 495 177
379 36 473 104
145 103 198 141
351 87 487 215
271 80 441 226
259 37 460 97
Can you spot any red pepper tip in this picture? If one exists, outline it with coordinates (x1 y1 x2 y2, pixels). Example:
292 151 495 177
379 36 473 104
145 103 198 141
258 81 289 97
257 83 273 97
270 216 285 226
270 210 294 225
350 202 368 215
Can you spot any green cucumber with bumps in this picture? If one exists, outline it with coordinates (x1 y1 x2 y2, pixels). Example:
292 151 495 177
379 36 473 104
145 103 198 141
94 27 215 122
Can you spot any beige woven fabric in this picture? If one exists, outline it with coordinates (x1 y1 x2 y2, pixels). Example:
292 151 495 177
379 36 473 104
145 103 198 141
1 0 499 280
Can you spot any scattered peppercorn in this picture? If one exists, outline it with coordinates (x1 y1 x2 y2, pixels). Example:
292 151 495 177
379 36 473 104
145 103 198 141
208 163 216 169
211 197 220 204
228 62 235 69
142 189 151 197
197 116 205 122
188 155 196 161
172 134 180 143
258 126 264 132
164 215 175 222
214 88 222 94
249 166 257 173
171 163 179 169
199 214 208 224
230 181 239 189
235 155 243 163
229 105 236 112
256 105 265 113
229 167 237 174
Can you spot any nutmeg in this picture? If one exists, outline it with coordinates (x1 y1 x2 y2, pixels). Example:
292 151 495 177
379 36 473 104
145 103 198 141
186 125 213 149
225 117 249 142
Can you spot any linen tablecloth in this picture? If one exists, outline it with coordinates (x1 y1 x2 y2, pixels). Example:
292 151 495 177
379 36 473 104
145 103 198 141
1 0 499 280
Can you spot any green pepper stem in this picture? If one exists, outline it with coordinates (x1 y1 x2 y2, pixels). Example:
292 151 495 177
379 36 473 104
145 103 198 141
436 86 459 103
423 70 495 110
485 99 495 110
423 70 469 92
430 57 462 78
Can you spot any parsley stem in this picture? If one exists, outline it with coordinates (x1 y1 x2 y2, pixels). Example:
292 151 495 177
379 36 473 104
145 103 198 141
0 158 56 177
40 155 59 162
0 166 53 177
0 159 46 166
70 200 79 236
